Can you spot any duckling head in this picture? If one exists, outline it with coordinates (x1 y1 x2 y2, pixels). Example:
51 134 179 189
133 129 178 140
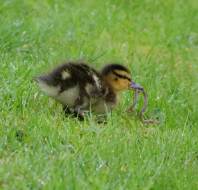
101 64 132 92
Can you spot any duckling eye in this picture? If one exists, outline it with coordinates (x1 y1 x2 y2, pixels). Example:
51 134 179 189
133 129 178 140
114 78 118 81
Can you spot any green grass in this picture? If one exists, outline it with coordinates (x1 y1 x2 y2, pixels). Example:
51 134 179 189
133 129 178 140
0 0 198 189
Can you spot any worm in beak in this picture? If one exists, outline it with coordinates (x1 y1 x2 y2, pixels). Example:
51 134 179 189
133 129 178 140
130 81 144 91
128 81 159 125
128 81 148 119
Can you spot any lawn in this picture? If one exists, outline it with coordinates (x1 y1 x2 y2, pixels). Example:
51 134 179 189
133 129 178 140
0 0 198 189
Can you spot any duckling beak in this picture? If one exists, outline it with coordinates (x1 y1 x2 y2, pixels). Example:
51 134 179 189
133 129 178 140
130 81 144 91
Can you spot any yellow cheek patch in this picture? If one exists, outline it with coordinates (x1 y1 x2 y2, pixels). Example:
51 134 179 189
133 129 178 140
117 81 125 88
113 78 130 91
104 73 131 91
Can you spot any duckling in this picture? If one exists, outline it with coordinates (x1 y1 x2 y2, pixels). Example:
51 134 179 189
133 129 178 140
35 62 132 119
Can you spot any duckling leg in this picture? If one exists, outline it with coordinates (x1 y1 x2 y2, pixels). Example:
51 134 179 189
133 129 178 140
62 105 85 120
73 95 89 120
63 106 73 115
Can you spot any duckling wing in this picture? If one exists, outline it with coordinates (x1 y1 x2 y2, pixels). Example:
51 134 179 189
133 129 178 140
69 63 106 98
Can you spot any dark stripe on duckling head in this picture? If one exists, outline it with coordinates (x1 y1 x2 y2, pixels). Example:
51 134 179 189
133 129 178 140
101 64 130 75
112 71 131 81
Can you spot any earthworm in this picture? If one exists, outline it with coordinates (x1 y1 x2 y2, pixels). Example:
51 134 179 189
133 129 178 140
128 81 159 125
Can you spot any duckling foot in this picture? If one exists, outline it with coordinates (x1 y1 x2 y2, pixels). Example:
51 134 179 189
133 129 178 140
63 106 73 115
73 107 86 121
63 106 84 121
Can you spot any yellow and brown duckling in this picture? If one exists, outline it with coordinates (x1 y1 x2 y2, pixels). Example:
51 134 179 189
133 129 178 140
35 62 133 119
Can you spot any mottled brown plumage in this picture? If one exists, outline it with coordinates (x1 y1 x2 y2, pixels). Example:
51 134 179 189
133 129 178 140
35 61 132 119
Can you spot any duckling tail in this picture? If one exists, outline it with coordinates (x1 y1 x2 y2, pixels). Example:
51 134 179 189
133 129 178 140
34 75 60 97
